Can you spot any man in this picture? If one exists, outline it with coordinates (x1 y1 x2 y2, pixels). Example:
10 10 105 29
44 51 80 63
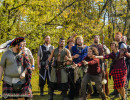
37 35 54 96
0 37 32 100
23 40 35 70
90 35 110 97
71 36 89 97
109 32 128 99
47 37 72 100
122 36 130 91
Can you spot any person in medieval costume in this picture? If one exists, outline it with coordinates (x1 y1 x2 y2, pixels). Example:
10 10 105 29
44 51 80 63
90 35 110 97
37 35 54 96
0 37 32 100
47 37 72 100
95 41 130 100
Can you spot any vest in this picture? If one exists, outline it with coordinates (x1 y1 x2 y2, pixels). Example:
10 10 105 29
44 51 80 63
40 45 53 61
53 47 67 63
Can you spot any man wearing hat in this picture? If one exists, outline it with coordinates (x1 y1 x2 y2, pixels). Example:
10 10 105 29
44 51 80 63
0 37 32 100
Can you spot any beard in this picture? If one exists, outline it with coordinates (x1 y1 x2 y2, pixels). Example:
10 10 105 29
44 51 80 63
94 40 98 43
45 41 50 44
77 43 82 46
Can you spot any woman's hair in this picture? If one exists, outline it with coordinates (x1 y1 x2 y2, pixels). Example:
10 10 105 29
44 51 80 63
88 47 99 56
110 41 118 48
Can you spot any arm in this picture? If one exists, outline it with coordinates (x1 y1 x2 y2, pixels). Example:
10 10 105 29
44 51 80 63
0 66 3 81
125 52 130 58
95 56 104 59
65 49 72 62
48 49 54 62
31 57 35 70
37 56 41 69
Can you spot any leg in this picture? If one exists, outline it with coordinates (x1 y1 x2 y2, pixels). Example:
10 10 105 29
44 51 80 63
91 74 106 100
117 87 125 99
39 68 46 96
80 73 90 99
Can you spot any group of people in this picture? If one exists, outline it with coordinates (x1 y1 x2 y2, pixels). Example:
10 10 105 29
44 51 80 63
0 32 130 100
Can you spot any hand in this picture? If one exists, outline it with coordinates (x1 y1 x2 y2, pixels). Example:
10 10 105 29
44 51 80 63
64 56 69 61
20 72 25 79
92 55 96 59
82 60 88 65
72 63 78 69
32 67 35 71
46 65 49 70
38 65 41 69
74 54 80 59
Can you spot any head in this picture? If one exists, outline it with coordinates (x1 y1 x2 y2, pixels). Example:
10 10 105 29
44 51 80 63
94 35 100 44
75 36 84 46
122 36 127 43
45 35 51 44
11 37 25 52
115 32 122 42
110 41 118 51
59 38 65 47
88 47 99 58
68 41 74 49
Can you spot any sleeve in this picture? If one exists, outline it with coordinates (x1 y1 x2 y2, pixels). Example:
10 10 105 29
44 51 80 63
23 53 31 68
77 56 87 67
103 53 113 59
120 43 127 49
28 49 33 58
0 52 7 68
77 62 83 67
103 45 110 54
88 59 98 65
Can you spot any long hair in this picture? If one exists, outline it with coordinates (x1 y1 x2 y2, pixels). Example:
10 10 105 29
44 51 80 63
88 47 99 56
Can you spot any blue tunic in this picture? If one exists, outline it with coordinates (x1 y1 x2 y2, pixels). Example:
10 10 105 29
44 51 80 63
71 45 88 64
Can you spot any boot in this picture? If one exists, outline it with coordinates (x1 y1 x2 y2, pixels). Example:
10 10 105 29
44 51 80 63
40 87 44 96
62 91 68 100
48 93 53 100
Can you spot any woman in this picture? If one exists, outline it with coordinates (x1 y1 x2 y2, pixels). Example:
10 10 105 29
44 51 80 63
73 47 106 100
95 41 130 100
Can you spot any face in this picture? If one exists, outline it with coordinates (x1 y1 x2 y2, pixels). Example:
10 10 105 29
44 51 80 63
59 40 65 47
68 42 74 48
23 41 26 47
16 42 24 52
115 34 121 42
122 36 127 43
45 36 50 44
87 48 93 57
94 36 100 43
76 38 83 46
110 43 116 51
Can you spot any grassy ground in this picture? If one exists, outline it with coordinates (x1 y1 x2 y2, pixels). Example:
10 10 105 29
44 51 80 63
0 70 130 100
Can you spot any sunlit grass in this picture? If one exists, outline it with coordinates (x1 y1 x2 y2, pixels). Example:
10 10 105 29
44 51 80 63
0 70 130 100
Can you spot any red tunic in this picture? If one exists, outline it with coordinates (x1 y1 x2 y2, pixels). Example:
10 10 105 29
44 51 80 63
78 56 101 75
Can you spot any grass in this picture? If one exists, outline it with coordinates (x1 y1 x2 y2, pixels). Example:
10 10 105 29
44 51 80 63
0 70 130 100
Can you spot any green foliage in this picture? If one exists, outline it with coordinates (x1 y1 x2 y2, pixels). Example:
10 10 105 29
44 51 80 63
0 0 129 54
